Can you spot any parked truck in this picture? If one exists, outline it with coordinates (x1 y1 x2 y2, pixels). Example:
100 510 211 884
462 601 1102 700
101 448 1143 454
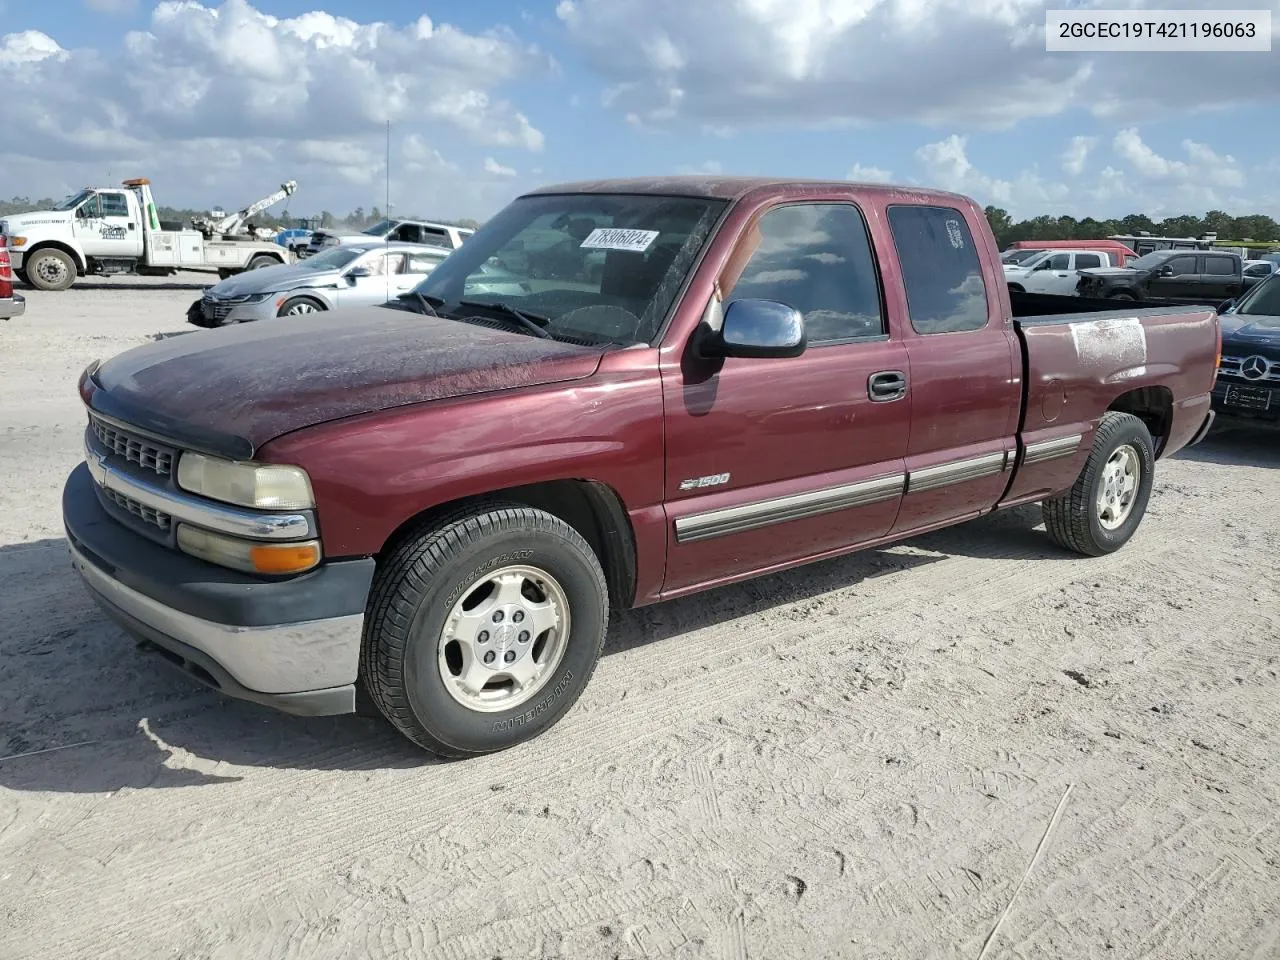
1 179 297 291
62 176 1219 757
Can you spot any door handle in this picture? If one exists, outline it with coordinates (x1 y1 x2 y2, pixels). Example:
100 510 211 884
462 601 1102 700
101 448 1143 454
868 370 907 402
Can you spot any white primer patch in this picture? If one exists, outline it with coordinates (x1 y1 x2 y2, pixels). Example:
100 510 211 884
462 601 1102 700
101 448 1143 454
1069 316 1147 369
580 228 659 253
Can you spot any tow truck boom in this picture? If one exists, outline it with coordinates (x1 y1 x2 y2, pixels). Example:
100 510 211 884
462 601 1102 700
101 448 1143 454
193 181 298 239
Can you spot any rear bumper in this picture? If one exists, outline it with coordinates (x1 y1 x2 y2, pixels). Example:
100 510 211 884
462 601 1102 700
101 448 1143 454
0 294 25 319
63 463 375 716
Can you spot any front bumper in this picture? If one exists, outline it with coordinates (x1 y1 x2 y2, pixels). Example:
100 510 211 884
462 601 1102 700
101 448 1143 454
1211 377 1280 421
0 294 25 320
187 296 281 327
63 463 375 716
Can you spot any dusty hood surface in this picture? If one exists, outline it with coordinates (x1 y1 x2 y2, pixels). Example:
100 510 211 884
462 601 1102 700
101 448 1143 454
85 306 606 459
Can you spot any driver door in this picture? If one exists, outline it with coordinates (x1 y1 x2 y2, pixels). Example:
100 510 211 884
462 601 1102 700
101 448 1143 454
333 250 398 306
72 191 140 258
1148 254 1199 301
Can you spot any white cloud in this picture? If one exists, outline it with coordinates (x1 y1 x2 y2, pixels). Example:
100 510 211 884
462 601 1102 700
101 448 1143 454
913 130 1272 220
559 0 1280 132
483 157 517 177
0 30 65 65
1061 136 1096 177
848 162 893 183
0 0 549 218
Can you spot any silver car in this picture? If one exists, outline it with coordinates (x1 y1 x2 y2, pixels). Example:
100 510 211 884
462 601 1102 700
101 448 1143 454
188 242 450 326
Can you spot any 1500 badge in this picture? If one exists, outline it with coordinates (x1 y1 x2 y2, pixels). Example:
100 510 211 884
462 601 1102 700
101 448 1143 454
678 473 731 491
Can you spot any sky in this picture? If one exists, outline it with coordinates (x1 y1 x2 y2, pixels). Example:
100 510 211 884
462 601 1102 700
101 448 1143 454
1 0 1278 223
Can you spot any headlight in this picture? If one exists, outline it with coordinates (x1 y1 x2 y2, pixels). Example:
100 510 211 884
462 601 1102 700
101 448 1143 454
176 452 315 510
177 524 321 575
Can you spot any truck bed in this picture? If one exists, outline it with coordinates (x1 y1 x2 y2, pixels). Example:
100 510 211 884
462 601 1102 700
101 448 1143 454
1001 291 1218 507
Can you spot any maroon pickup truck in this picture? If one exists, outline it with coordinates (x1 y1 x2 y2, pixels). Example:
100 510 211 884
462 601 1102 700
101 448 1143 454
63 177 1220 756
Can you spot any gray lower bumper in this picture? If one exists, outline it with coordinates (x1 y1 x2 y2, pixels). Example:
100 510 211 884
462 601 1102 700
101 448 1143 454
0 294 25 320
69 538 363 716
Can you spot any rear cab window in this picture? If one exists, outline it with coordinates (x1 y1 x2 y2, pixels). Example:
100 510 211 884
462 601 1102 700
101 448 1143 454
1204 257 1235 276
886 204 989 334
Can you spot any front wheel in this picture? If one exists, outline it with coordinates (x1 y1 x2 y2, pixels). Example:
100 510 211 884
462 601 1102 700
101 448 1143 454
1108 291 1136 301
246 255 278 270
276 296 324 316
25 249 76 291
1042 411 1154 556
361 503 608 757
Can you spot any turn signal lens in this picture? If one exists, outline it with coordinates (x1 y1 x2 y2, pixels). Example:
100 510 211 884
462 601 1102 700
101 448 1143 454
177 524 321 575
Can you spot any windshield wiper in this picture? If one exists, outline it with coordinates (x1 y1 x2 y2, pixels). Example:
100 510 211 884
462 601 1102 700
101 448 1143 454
458 299 553 340
396 290 444 317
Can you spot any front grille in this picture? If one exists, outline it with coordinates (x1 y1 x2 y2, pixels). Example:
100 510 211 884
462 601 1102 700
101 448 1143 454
1219 355 1280 382
102 486 173 532
201 293 234 322
91 416 175 476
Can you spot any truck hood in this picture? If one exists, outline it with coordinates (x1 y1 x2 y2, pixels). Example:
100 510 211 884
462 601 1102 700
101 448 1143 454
208 263 340 298
3 210 73 231
84 306 606 460
1078 267 1138 278
1221 312 1280 345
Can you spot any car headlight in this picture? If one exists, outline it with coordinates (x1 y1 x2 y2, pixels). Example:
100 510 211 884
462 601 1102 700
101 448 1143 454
176 452 315 510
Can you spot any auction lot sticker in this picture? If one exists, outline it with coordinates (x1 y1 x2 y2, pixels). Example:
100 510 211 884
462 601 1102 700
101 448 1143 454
1046 9 1271 51
580 228 660 253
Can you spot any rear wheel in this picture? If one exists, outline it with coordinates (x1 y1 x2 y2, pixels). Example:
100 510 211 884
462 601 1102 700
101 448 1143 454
276 296 324 316
25 249 76 291
1042 411 1154 556
361 503 608 757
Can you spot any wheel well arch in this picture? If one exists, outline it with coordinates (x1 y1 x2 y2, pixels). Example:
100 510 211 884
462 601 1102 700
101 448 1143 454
375 479 638 609
24 240 85 273
1107 385 1173 456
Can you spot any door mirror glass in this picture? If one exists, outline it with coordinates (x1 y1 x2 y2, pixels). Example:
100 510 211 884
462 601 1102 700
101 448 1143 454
1159 265 1174 276
707 299 806 359
345 265 371 281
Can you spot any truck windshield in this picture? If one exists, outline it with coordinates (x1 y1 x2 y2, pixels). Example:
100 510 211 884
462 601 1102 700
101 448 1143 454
361 219 397 237
1234 274 1280 318
56 190 95 211
411 193 727 344
298 247 362 270
1126 252 1170 270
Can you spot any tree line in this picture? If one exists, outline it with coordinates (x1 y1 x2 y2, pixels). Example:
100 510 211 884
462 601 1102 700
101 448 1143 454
985 206 1280 250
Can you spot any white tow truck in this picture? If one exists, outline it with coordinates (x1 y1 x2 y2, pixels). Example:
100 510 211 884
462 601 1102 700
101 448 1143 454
0 179 299 291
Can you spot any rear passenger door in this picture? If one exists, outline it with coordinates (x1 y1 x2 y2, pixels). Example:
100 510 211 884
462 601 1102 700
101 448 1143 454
1202 255 1239 300
660 200 910 594
882 203 1021 536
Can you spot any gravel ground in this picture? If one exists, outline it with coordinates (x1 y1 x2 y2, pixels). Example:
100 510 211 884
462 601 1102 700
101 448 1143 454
1 275 1277 960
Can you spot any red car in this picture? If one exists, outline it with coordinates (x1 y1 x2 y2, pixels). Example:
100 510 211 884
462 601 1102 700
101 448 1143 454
64 177 1220 756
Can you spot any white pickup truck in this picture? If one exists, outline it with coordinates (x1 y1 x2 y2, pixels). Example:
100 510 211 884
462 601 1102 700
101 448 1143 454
1003 249 1120 297
302 218 473 258
0 178 294 291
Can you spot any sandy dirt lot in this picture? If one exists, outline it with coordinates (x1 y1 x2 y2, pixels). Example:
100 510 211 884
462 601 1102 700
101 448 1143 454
0 276 1277 960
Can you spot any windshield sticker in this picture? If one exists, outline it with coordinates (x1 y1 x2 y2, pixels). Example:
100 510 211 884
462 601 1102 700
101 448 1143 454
580 228 660 253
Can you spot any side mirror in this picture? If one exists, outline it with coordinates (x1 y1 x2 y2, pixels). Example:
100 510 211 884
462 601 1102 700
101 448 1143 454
1217 299 1235 314
1159 265 1174 277
703 299 806 360
345 265 371 282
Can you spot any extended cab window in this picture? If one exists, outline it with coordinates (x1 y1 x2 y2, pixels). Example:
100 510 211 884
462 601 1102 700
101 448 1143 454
1204 257 1234 276
722 203 885 343
99 192 130 217
1076 254 1102 269
887 205 988 334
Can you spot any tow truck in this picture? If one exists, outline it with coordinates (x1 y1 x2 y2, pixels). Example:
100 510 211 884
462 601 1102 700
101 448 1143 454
0 179 298 291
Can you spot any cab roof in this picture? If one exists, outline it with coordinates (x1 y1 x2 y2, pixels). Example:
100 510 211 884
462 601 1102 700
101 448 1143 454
522 175 973 206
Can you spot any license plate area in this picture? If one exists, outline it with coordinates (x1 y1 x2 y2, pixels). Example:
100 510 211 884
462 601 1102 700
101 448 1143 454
1224 384 1273 410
